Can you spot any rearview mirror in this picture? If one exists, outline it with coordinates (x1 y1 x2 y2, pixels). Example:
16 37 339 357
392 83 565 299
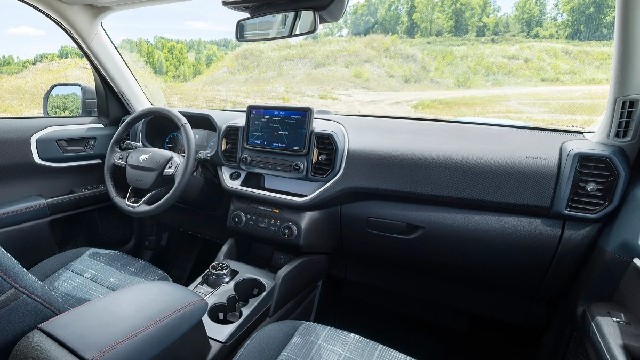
236 10 319 42
43 83 97 117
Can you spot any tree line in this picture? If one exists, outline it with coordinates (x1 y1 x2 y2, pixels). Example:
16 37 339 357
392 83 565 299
322 0 615 41
0 38 238 83
0 45 84 75
118 37 240 82
0 0 615 82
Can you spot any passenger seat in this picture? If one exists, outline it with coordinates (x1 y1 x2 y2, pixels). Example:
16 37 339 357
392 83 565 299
233 321 413 360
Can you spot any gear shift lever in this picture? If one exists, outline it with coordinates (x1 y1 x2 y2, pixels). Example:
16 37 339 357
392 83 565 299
203 261 232 288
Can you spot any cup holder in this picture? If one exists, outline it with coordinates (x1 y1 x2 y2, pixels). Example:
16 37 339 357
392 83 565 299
234 277 266 305
207 295 243 325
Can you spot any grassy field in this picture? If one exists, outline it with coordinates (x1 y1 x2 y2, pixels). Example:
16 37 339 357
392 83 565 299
0 59 93 117
1 36 613 130
411 86 609 129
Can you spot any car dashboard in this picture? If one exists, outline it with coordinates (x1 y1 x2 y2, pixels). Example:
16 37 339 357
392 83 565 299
127 105 632 329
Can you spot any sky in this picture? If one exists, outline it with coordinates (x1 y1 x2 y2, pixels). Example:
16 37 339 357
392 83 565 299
1 0 518 59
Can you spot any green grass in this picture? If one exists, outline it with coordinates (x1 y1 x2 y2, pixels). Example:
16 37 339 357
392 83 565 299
0 36 614 130
124 36 612 130
412 87 609 130
0 59 93 117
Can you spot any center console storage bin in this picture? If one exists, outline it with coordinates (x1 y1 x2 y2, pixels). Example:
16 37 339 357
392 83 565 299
10 282 210 360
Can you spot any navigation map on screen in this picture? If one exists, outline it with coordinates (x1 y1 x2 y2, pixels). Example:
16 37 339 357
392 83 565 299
246 108 310 152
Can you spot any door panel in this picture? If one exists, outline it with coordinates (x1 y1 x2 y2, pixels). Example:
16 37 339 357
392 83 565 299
0 117 126 267
0 117 106 205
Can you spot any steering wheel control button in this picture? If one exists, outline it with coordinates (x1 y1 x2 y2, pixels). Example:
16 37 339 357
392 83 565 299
230 211 246 226
163 159 179 175
114 152 128 167
280 223 298 239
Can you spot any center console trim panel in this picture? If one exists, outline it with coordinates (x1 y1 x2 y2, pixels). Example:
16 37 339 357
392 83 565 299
218 119 348 204
188 260 276 344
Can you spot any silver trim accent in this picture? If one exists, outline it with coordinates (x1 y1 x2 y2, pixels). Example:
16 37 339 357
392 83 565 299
30 124 104 167
219 121 348 202
125 186 166 208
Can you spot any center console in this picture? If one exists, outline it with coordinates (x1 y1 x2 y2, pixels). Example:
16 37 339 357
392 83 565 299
218 105 347 201
187 239 330 359
188 260 275 344
187 106 340 358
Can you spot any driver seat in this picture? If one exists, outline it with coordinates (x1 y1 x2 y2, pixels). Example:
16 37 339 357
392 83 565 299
0 246 170 357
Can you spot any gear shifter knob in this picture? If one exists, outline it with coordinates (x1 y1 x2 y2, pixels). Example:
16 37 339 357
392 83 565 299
209 262 231 278
203 261 232 288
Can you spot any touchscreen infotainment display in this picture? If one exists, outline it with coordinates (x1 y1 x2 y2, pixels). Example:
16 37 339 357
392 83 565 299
245 106 313 153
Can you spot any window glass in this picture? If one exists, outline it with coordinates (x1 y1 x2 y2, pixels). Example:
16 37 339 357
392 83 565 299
101 0 614 131
0 0 94 117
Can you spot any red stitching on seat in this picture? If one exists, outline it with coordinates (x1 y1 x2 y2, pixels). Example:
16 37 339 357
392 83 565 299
91 298 205 359
0 269 59 315
0 202 46 219
38 296 96 327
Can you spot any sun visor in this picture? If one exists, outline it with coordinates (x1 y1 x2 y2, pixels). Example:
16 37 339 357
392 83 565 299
222 0 348 23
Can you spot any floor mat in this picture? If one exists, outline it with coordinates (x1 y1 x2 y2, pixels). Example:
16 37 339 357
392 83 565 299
315 278 540 360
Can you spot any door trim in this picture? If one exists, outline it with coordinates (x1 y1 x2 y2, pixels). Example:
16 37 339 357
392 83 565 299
30 124 104 167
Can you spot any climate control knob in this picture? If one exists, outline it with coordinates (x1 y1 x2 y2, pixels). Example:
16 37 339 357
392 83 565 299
230 211 245 227
280 223 298 239
241 155 251 165
292 162 304 173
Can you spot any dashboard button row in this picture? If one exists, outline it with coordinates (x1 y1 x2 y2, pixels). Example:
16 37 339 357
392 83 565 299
251 161 293 172
245 213 283 234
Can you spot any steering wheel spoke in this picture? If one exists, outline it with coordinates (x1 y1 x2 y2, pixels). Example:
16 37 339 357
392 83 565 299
125 187 168 208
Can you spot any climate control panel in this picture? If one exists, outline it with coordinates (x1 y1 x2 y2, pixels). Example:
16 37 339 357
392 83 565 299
229 209 299 240
227 197 339 252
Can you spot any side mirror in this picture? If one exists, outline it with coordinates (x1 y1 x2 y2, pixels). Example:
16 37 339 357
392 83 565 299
43 83 97 117
236 10 319 42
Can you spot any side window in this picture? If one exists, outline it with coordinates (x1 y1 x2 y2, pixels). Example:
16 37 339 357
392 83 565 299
0 0 95 118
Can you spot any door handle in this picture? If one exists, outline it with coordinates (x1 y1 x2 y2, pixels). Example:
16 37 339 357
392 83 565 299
56 138 96 154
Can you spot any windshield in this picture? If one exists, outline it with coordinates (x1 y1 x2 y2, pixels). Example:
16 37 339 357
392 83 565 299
102 0 615 131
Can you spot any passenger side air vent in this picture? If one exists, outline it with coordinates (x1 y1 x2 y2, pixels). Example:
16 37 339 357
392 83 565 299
612 97 639 141
311 134 337 178
566 156 618 215
221 126 240 165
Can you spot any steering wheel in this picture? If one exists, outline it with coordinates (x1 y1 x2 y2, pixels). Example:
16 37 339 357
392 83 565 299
104 107 196 217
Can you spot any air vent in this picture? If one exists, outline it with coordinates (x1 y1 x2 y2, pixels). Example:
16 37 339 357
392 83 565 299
566 156 618 215
613 98 639 140
311 134 337 177
221 126 240 165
